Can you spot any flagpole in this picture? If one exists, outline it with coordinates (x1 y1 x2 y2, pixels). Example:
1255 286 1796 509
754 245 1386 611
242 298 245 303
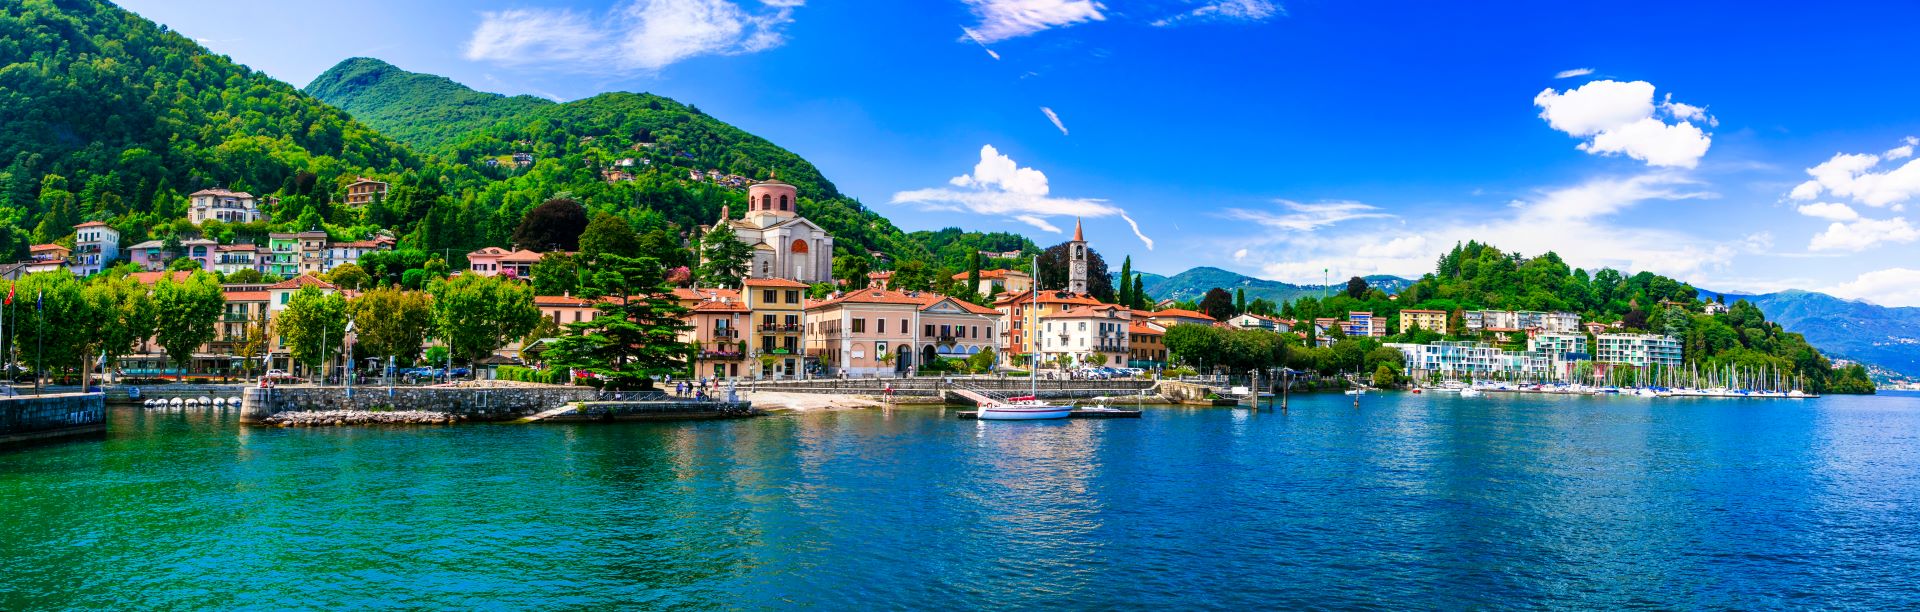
36 290 44 396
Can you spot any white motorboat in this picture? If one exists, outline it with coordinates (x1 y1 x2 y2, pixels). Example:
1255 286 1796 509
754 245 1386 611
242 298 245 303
978 396 1072 420
1459 387 1483 398
1343 388 1367 396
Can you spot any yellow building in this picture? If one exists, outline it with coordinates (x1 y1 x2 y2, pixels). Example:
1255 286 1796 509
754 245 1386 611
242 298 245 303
744 277 810 379
1400 309 1448 335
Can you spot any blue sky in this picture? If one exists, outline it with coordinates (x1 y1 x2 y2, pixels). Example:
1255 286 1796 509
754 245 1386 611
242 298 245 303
119 0 1920 305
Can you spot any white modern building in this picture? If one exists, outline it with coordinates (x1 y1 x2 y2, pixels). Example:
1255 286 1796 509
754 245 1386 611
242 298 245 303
1595 333 1683 368
1388 341 1554 379
72 221 120 277
188 188 266 225
1038 304 1132 367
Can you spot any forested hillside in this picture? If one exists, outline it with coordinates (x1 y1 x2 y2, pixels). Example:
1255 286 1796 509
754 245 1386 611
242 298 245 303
303 57 552 153
1276 241 1872 393
0 0 432 258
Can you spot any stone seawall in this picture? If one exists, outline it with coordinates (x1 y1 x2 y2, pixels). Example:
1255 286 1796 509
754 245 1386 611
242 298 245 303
241 386 599 424
547 400 760 422
0 392 106 447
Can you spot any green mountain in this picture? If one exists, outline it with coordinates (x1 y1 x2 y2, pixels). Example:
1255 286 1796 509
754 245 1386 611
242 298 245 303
1718 290 1920 379
0 0 426 255
1142 266 1412 305
303 57 552 153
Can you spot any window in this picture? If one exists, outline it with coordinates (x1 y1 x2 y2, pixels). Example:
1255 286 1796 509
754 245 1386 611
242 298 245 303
785 314 798 326
785 290 800 303
761 194 772 209
901 320 908 335
780 195 789 210
878 319 886 334
1079 322 1087 331
763 289 777 303
852 319 865 333
925 324 935 338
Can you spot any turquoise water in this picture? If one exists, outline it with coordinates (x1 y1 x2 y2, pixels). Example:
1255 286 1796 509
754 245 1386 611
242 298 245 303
3 392 1919 609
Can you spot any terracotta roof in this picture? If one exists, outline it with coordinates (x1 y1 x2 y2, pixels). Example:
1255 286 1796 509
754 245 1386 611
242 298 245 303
812 288 941 308
346 177 387 186
333 241 383 249
129 240 166 250
914 294 1000 316
692 300 748 313
74 221 111 229
1401 309 1446 314
496 249 549 263
267 275 336 290
28 244 65 252
949 268 1025 281
223 291 269 302
1048 304 1130 319
535 295 593 307
468 247 510 257
1149 308 1216 322
128 271 194 285
672 288 742 301
216 244 257 252
992 288 1103 308
1128 320 1164 334
742 277 810 288
1072 217 1084 242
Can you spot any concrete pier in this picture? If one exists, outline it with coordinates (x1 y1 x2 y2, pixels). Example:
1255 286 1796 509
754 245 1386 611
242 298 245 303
0 392 106 448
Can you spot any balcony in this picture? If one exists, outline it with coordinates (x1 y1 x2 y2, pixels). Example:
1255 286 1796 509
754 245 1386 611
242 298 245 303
757 323 801 333
711 328 739 338
698 350 745 360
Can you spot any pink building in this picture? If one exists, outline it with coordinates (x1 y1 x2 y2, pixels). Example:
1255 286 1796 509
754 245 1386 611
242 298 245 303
804 288 1000 376
674 288 749 380
467 247 554 279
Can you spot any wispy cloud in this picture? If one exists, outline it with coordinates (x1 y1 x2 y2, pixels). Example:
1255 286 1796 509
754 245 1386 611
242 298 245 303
1787 137 1920 208
959 0 1106 43
1553 67 1594 79
1150 0 1283 27
464 0 800 72
891 144 1153 249
1040 106 1068 135
1223 200 1394 231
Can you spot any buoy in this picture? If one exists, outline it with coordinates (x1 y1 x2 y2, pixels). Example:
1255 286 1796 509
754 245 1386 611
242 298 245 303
168 397 183 407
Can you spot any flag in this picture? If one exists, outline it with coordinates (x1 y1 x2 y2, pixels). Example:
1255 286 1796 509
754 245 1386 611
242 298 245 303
4 284 12 305
35 290 41 311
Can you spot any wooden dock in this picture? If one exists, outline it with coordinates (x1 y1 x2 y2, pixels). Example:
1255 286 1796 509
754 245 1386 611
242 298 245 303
956 409 1142 419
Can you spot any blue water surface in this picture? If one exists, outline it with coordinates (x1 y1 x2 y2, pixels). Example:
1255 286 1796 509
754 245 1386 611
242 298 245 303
2 392 1918 609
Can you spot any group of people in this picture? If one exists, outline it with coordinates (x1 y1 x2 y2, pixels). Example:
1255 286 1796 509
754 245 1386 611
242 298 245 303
670 377 725 400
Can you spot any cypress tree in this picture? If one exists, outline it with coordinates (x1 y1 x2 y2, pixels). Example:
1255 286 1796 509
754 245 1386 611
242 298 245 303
1118 256 1133 307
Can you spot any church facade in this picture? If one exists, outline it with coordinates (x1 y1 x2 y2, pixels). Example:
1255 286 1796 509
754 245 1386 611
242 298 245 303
713 176 835 285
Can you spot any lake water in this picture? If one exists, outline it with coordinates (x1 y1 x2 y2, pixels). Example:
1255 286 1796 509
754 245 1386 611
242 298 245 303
3 392 1918 609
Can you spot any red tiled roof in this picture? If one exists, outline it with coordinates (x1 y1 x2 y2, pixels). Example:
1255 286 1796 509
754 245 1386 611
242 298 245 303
190 188 253 198
1149 308 1216 322
223 291 270 302
913 294 1000 316
29 244 65 252
812 288 938 308
949 268 1024 281
692 300 748 313
267 275 336 290
1048 304 1129 318
1128 320 1163 335
742 277 810 288
468 247 510 257
496 249 549 263
535 295 593 307
216 244 258 252
74 221 110 229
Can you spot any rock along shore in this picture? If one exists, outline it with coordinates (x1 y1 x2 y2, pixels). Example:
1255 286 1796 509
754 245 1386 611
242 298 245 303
263 410 462 427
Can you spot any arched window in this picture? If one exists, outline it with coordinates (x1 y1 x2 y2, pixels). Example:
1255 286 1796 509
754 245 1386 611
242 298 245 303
779 195 789 211
790 239 809 254
761 194 772 210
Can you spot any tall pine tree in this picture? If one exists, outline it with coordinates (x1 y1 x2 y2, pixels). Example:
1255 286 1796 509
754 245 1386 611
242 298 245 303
1118 256 1132 308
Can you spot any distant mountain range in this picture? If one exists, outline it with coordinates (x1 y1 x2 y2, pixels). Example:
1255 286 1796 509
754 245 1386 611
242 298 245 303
1139 266 1414 306
1145 266 1920 380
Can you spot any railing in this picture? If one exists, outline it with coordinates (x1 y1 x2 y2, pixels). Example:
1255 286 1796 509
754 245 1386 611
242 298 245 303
757 324 801 332
698 350 745 359
712 328 738 338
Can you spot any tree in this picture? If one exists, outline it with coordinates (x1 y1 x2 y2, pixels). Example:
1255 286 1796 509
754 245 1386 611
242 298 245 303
968 347 996 373
1036 241 1114 302
347 287 433 365
1087 352 1108 366
835 254 871 289
151 272 224 376
428 273 541 365
966 251 982 302
1118 256 1133 308
512 198 589 250
1199 288 1234 321
1132 273 1149 309
226 268 264 284
166 256 202 271
579 213 641 265
12 273 98 384
277 285 348 374
531 252 581 296
84 275 156 382
1346 276 1369 300
324 262 371 291
544 255 692 389
696 226 753 288
1164 323 1225 371
1234 288 1247 316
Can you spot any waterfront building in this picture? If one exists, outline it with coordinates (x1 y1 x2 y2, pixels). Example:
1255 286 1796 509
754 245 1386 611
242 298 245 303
672 288 748 380
706 175 835 284
188 188 265 225
1128 320 1167 368
208 288 270 365
1527 332 1590 379
1342 311 1387 337
1400 309 1447 335
1388 341 1553 379
1227 313 1289 331
266 233 301 278
948 268 1033 299
912 293 1001 365
1595 333 1683 368
1146 308 1218 328
745 277 809 379
1039 304 1131 368
73 221 121 277
535 294 600 327
805 287 925 376
343 178 388 206
992 289 1103 367
213 244 262 275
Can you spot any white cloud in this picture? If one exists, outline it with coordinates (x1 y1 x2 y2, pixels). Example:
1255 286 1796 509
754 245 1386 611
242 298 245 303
1232 248 1248 261
892 145 1153 249
1553 67 1594 79
1788 142 1920 208
1796 202 1860 221
1224 174 1736 284
1807 216 1919 252
1151 0 1283 27
464 0 799 72
1040 106 1069 135
1534 80 1713 168
1223 200 1395 231
1821 268 1920 307
959 0 1106 43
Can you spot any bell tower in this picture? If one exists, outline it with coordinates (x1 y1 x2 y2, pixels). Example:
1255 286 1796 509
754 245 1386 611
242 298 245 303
1068 218 1088 294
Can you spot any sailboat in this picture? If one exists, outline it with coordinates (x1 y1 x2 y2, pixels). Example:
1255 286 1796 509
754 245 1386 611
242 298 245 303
979 254 1073 421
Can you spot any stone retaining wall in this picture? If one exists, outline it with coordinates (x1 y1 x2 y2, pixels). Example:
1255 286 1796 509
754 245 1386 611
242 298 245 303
241 385 599 424
0 393 105 447
548 400 760 422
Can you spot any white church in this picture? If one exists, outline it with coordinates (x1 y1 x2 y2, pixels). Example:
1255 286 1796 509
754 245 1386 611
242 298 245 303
710 174 835 284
